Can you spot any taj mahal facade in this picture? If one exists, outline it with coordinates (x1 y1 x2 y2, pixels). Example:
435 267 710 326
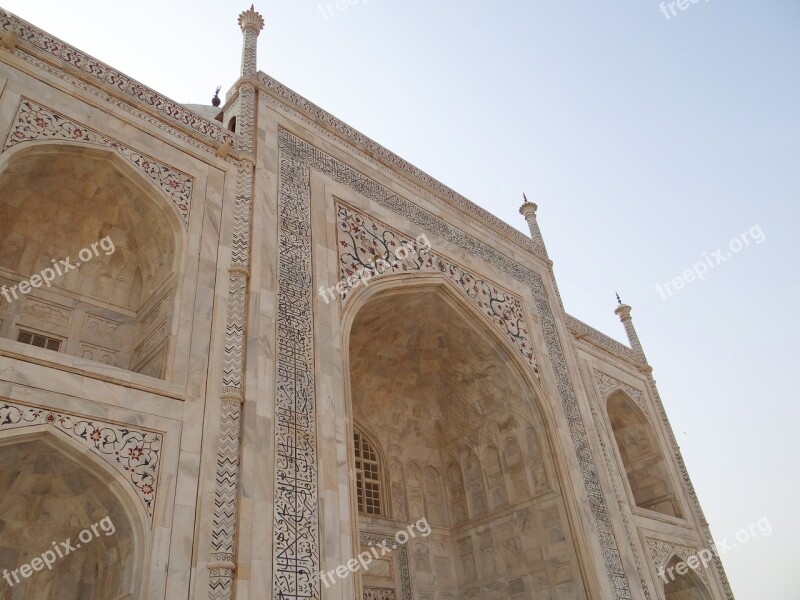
0 6 734 600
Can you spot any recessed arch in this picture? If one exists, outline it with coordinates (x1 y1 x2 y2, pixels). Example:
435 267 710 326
607 390 683 518
341 274 589 599
0 142 185 378
662 554 712 600
0 426 148 599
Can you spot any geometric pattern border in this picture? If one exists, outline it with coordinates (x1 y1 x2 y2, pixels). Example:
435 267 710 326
0 399 162 520
4 98 193 228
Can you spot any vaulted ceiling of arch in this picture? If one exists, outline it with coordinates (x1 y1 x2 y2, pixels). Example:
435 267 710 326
350 288 545 462
0 439 135 554
0 148 177 308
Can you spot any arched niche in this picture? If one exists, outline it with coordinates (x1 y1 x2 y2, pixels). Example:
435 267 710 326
607 390 683 518
663 555 713 600
0 428 148 599
0 143 184 379
344 281 587 600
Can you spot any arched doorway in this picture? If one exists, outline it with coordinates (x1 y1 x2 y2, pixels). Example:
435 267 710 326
0 430 145 599
346 284 587 599
0 144 183 378
663 555 712 600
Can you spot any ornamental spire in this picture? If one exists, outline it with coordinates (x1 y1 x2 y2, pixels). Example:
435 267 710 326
238 5 265 78
519 193 548 258
614 298 648 364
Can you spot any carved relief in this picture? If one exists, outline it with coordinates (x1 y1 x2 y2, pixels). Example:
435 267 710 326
84 313 123 348
133 319 168 365
22 298 72 327
364 589 396 600
361 531 411 600
78 341 119 366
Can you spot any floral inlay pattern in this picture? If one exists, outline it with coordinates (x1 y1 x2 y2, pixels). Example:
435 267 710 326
4 99 193 228
0 400 162 520
337 205 538 372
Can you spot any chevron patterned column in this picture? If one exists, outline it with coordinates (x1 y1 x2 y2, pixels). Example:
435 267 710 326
208 6 263 600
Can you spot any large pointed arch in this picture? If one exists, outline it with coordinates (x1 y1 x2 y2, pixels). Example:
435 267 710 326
340 274 591 600
0 426 149 599
0 141 185 378
662 554 713 600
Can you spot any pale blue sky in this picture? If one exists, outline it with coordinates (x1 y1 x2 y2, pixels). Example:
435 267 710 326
4 1 797 597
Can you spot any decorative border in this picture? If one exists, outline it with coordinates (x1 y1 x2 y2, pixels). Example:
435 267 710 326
0 400 161 520
277 128 631 599
259 74 538 256
360 531 411 600
336 204 538 371
207 18 258 593
4 99 193 228
0 9 233 147
273 131 320 600
646 538 710 588
593 370 649 416
565 314 642 365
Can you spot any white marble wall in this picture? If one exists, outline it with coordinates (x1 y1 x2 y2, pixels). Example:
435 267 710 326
0 9 731 600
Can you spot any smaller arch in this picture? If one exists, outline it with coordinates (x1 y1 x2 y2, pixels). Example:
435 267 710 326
445 460 469 525
662 554 712 600
462 446 488 518
484 444 508 510
423 466 447 527
388 458 407 520
404 460 425 520
501 433 529 499
607 390 683 518
0 142 185 379
0 426 148 599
